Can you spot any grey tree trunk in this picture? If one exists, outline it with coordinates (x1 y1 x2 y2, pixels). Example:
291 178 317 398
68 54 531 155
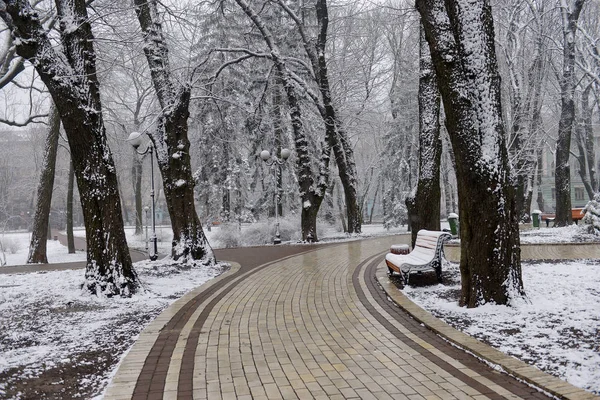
134 0 214 262
406 26 442 248
1 0 138 296
27 104 60 264
417 0 524 307
555 0 586 226
67 160 75 254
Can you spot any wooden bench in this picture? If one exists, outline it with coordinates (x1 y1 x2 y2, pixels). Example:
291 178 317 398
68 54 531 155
385 230 451 285
541 208 585 227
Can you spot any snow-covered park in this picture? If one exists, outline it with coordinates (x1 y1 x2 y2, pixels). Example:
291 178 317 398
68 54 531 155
0 223 599 397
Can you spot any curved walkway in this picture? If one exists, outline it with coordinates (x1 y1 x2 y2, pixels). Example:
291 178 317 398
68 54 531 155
104 236 599 400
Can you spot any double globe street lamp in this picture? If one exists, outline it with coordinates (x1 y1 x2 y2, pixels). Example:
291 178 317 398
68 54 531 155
127 131 158 261
260 148 291 244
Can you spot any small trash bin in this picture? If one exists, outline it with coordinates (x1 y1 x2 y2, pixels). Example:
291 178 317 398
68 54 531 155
390 244 410 255
532 209 542 229
448 213 459 236
53 235 58 241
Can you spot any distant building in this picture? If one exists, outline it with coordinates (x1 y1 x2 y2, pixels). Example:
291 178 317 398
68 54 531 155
536 128 600 212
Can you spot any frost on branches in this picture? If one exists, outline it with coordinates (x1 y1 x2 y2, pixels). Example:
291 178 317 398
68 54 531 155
583 193 600 234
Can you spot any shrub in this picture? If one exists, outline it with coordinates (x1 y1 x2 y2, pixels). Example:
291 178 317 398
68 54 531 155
0 237 21 254
583 193 600 234
211 224 242 248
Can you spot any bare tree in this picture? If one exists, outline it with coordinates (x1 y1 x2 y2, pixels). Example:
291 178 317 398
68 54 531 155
27 104 60 264
416 0 525 307
133 0 214 262
0 0 138 296
406 26 442 248
275 0 362 234
232 0 333 241
554 0 586 226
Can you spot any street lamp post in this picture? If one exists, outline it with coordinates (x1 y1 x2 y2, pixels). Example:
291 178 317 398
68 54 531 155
260 148 291 244
143 205 150 253
128 131 158 261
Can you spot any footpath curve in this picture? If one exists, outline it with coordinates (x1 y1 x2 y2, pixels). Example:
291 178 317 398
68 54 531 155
104 235 598 400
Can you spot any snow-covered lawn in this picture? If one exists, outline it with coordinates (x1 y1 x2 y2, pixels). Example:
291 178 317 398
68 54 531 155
401 225 600 395
0 259 225 399
0 232 87 266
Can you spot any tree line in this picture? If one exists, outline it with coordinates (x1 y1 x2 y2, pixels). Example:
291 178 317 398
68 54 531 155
0 0 598 307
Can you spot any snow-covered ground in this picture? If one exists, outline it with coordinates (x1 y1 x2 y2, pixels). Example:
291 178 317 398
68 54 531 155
0 232 87 266
402 225 600 395
0 223 598 397
0 259 225 399
402 261 600 395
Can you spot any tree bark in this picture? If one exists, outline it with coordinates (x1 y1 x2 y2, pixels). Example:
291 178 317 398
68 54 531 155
67 160 75 254
133 0 214 262
1 0 138 295
417 0 524 307
27 104 60 264
555 0 586 226
407 26 442 248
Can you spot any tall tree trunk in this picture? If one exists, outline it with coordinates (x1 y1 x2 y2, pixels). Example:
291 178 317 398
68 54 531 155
417 0 524 307
407 26 442 248
27 104 60 264
134 0 213 262
536 147 545 212
1 0 138 295
555 0 586 226
67 160 75 254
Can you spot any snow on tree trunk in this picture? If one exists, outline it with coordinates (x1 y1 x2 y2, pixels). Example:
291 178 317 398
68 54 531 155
1 0 138 296
406 26 442 248
555 0 586 226
234 0 330 242
27 104 60 264
133 0 214 262
417 0 525 307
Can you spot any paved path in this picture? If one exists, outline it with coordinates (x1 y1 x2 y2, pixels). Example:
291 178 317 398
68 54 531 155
103 236 598 400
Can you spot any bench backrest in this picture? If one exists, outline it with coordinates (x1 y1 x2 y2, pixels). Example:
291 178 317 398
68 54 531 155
572 208 584 220
413 230 451 261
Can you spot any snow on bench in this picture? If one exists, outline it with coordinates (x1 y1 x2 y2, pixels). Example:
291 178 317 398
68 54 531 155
385 229 451 285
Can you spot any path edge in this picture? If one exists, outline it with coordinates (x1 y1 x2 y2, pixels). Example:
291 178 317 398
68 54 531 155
374 260 599 400
102 261 242 400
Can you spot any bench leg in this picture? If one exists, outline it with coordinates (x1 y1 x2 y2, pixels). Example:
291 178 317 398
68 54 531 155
435 266 443 283
402 272 410 285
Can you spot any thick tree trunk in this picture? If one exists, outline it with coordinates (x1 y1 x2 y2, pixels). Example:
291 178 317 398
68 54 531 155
27 104 60 264
408 26 442 248
134 0 213 262
417 0 524 307
555 0 586 226
67 160 75 254
1 0 138 296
